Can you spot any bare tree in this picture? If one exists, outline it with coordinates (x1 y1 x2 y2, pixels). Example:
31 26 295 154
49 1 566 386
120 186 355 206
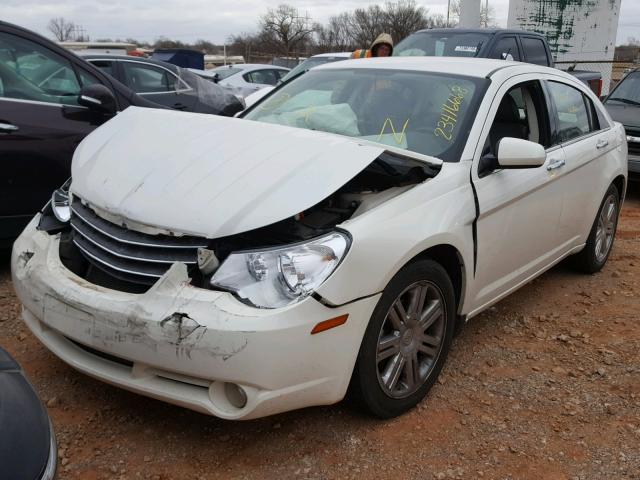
48 17 75 42
480 3 497 28
259 4 315 57
315 13 355 52
627 36 640 46
383 0 429 43
426 13 449 29
349 5 385 48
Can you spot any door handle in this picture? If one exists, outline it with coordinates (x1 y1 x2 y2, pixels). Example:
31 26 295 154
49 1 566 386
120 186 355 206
173 103 187 110
596 139 609 149
546 158 565 171
0 122 19 132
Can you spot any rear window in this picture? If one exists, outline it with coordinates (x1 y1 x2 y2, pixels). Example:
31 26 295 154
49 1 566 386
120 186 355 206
394 32 490 58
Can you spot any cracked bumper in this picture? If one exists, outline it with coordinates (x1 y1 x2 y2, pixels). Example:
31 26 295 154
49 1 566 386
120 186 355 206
11 217 380 420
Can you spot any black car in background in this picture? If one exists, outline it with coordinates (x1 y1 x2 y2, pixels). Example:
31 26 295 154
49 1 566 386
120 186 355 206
81 54 243 115
604 68 640 178
0 21 240 246
0 346 57 480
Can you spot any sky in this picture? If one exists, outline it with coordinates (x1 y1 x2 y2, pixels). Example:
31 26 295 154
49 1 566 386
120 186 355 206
1 0 639 45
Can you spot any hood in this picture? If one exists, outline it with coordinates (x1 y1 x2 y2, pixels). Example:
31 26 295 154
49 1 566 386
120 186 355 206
72 107 433 238
371 33 394 55
604 103 640 131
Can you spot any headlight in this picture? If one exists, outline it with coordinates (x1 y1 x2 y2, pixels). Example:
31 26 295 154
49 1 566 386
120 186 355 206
51 178 72 222
210 232 349 308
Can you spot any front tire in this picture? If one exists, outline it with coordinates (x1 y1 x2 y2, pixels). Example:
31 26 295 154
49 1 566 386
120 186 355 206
351 259 455 419
573 184 620 273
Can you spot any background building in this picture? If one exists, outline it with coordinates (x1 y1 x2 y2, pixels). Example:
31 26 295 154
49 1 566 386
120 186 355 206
508 0 622 93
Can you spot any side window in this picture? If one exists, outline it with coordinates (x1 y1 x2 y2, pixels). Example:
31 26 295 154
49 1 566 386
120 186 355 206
0 31 85 105
90 60 116 77
244 70 278 85
490 37 520 61
547 81 592 143
121 62 176 93
77 68 101 87
274 69 287 81
521 37 549 66
486 81 550 157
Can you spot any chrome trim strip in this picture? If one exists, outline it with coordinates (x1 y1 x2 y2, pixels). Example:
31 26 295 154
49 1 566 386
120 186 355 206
71 204 208 249
0 97 87 109
71 221 196 265
73 239 162 278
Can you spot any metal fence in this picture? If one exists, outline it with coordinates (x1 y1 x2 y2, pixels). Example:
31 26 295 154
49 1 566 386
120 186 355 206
554 60 638 95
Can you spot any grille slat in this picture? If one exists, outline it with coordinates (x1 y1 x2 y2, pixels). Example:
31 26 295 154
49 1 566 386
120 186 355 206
71 217 197 265
70 199 206 287
71 202 208 249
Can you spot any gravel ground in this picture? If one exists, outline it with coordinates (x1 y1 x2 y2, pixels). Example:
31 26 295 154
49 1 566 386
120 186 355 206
1 186 638 480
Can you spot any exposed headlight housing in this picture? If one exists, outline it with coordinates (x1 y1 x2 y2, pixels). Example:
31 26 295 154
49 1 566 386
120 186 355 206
51 178 72 223
210 232 349 308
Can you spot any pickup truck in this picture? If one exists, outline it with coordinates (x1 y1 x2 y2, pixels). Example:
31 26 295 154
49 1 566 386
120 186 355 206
394 28 603 96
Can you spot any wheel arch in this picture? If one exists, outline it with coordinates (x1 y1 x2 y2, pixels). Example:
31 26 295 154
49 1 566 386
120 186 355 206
612 174 626 204
409 244 466 327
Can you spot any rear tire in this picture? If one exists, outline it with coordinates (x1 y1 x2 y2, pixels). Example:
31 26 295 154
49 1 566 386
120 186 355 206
351 259 455 419
573 184 620 273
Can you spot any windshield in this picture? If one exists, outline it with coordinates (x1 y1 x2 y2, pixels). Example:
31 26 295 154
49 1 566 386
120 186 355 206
210 66 242 80
606 72 640 106
244 68 486 162
394 32 491 58
281 56 348 82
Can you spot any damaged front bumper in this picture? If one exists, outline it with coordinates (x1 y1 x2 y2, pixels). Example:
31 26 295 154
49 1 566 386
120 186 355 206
11 217 379 420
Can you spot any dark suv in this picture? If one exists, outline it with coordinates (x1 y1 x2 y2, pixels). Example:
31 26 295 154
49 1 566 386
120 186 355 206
1 21 165 245
604 68 640 177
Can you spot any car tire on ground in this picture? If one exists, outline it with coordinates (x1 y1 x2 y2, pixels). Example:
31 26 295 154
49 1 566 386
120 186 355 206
351 259 455 419
573 183 620 273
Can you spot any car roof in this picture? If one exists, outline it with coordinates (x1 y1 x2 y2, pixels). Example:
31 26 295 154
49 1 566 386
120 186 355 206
211 63 289 71
80 54 179 70
311 52 352 58
411 28 544 37
316 56 560 79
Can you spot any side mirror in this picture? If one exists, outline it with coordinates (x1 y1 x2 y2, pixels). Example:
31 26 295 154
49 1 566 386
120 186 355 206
78 84 117 115
497 137 546 168
478 137 546 176
213 73 220 84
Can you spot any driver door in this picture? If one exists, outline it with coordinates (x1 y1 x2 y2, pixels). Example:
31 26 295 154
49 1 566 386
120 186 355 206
468 76 566 313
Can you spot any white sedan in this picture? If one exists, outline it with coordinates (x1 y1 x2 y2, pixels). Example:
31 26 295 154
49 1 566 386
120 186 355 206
244 52 352 108
207 63 290 98
12 57 627 420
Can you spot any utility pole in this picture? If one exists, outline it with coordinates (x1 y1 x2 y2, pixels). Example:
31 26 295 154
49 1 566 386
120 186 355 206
447 0 451 27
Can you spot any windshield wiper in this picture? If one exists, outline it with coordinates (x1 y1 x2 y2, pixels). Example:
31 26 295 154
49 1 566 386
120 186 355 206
607 97 640 106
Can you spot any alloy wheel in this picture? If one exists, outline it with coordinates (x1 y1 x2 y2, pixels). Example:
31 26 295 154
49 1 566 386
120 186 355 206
376 281 446 398
595 193 617 263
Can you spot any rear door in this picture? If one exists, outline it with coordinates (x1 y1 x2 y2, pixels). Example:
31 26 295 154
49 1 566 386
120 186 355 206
119 60 195 110
545 78 620 247
241 69 281 95
0 29 114 239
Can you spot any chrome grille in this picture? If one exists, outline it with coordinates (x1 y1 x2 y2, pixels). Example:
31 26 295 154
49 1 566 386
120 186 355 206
627 128 640 155
70 200 208 286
